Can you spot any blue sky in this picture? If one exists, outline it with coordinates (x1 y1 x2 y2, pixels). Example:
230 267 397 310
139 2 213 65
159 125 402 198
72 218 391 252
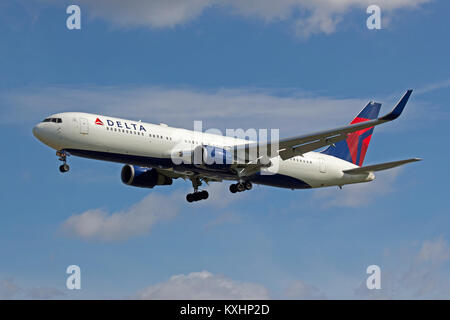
1 0 449 299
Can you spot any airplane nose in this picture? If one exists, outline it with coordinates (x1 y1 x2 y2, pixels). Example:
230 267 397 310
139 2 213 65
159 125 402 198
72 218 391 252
32 123 42 139
32 125 38 138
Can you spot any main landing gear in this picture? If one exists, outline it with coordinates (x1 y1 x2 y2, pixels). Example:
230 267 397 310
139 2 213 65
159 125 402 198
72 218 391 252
186 190 209 203
186 177 209 203
229 181 252 193
57 150 70 173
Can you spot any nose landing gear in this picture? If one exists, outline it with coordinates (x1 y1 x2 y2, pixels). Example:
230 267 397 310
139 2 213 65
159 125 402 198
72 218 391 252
57 150 70 173
230 181 252 193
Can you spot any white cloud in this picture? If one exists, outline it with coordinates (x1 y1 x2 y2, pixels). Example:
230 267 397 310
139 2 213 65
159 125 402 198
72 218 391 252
0 278 21 299
136 270 270 299
0 278 65 300
313 169 401 208
415 78 450 95
27 287 65 299
48 0 432 37
354 237 450 299
136 270 332 300
226 0 431 37
284 280 326 299
402 237 450 298
60 183 251 241
417 237 450 264
61 192 182 241
204 211 241 230
132 239 448 300
77 0 214 29
2 85 368 136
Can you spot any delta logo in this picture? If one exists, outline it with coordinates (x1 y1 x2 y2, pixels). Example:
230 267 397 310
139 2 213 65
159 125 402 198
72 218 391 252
106 119 147 132
95 118 104 126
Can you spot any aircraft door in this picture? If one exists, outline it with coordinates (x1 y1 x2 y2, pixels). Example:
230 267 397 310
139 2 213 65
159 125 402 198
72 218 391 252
80 118 89 135
319 158 326 173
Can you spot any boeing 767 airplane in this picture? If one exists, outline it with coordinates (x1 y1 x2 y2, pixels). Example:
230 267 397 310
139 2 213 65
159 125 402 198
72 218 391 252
33 90 421 202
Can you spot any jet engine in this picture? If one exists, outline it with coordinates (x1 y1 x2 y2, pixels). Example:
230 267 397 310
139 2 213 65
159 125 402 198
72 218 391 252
121 165 172 188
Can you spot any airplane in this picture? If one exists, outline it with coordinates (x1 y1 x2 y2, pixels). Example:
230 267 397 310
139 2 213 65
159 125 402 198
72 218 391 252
32 90 421 203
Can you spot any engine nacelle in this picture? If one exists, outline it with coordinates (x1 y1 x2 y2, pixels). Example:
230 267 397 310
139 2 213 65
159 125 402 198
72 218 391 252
192 145 233 170
121 165 172 188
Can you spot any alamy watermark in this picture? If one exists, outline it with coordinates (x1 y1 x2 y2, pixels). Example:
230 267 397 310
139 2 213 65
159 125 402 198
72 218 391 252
367 5 382 30
66 5 81 30
65 4 381 32
169 121 280 175
66 265 81 290
366 265 381 290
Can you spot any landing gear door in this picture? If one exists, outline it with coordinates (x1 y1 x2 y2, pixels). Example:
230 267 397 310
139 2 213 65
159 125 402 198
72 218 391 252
80 118 89 135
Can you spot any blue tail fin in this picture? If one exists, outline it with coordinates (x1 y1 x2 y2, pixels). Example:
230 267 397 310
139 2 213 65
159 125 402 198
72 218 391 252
322 102 381 166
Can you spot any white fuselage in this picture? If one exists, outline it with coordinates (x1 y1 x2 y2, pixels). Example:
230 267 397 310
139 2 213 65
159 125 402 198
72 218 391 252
32 112 374 189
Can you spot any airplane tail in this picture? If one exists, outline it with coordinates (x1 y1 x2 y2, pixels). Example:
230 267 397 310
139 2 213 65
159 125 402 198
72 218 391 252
322 101 381 166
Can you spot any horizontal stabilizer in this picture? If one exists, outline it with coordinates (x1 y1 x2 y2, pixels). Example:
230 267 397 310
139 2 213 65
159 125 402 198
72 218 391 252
343 158 422 175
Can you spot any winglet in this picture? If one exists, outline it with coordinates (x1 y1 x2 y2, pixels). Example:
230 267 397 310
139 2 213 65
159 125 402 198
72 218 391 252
379 90 413 121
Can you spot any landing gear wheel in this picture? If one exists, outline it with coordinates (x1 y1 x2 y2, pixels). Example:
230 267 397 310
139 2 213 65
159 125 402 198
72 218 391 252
244 181 253 190
230 184 237 193
236 182 245 192
200 190 209 200
186 190 209 202
59 163 70 173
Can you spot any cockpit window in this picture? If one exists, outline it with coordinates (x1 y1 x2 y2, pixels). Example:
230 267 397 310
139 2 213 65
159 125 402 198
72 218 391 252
42 118 62 123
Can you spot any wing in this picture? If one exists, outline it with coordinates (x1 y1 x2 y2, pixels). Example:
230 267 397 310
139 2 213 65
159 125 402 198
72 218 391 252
234 90 413 162
155 167 223 183
343 158 422 175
